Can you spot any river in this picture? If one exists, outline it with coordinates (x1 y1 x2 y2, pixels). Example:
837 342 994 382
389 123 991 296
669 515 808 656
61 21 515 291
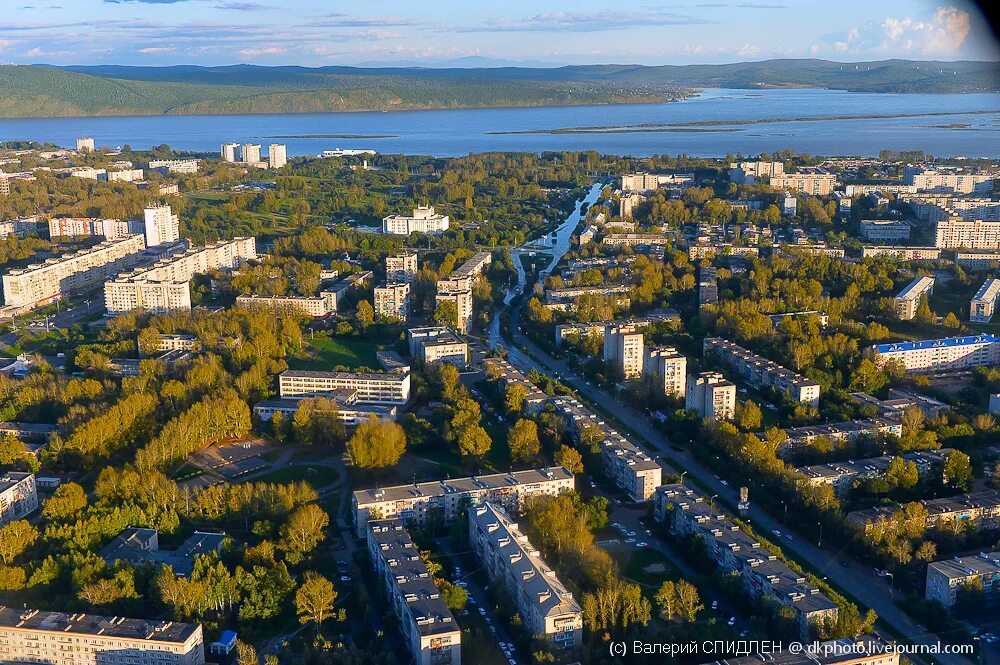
1 88 998 157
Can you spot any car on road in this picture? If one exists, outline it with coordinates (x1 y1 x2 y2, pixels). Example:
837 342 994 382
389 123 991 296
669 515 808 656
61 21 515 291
720 480 729 486
478 608 486 616
711 600 718 611
625 537 636 543
636 541 648 548
626 531 636 537
728 617 736 627
784 534 794 541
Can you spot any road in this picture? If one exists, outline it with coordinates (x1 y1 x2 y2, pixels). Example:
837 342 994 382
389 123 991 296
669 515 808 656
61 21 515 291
1 297 103 347
484 184 978 665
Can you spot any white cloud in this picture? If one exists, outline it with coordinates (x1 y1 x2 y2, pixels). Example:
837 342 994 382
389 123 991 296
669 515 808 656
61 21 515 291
237 46 286 56
825 5 972 57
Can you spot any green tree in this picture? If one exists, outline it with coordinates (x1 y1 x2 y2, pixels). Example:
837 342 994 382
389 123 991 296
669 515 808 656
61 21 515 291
655 580 677 621
508 419 540 462
735 401 763 432
458 425 492 458
356 299 374 325
675 579 702 622
346 416 407 469
554 445 584 474
941 450 973 491
281 504 329 562
942 312 961 329
885 457 919 489
295 572 337 632
504 383 528 415
438 580 468 611
434 300 458 328
0 521 38 564
42 483 87 521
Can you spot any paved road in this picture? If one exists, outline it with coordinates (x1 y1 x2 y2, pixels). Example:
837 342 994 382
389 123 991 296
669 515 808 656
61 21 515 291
493 279 977 665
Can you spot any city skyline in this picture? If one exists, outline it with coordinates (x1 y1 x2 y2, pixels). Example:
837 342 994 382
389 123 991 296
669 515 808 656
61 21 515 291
0 0 997 67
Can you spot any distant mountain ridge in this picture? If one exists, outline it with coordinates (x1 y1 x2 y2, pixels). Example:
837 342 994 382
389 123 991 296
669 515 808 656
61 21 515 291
0 59 995 118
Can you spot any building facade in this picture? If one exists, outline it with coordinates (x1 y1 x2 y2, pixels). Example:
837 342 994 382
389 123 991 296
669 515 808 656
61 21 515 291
0 472 38 526
934 219 1000 250
970 278 1000 323
374 281 411 321
925 551 1000 608
383 206 450 235
278 369 410 404
235 294 335 317
143 205 180 247
860 220 911 242
603 325 644 380
894 276 934 320
643 347 687 397
268 144 287 169
872 334 1000 373
704 338 821 406
685 372 736 420
386 251 419 282
771 173 837 195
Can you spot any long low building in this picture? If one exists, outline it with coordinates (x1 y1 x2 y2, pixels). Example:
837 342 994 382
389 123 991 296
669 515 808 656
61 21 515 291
235 293 334 317
970 278 1000 323
893 276 934 320
3 235 147 310
779 418 904 458
846 489 1000 535
601 233 672 246
0 606 205 665
100 528 225 577
549 396 661 501
861 246 942 261
352 466 574 537
925 550 1000 608
483 357 549 414
796 449 954 496
278 369 410 405
654 484 837 636
554 312 678 347
469 504 583 649
366 520 461 665
253 395 398 425
704 337 820 406
955 250 1000 270
872 334 1000 373
860 220 911 242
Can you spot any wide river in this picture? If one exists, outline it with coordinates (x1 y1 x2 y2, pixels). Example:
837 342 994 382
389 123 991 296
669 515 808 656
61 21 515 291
1 88 998 157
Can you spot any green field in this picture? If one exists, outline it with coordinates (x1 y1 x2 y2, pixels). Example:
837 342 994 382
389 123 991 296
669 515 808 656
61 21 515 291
614 547 679 588
252 464 341 489
288 336 380 371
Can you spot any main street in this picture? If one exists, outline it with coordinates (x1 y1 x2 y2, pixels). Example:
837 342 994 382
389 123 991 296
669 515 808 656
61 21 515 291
485 184 979 665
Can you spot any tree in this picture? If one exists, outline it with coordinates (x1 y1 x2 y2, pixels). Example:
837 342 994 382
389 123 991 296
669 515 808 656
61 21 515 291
281 504 329 561
458 425 492 458
295 572 337 631
292 397 346 447
434 300 458 328
655 580 677 621
42 483 87 521
346 416 406 469
356 300 374 325
554 445 584 474
505 383 528 415
0 521 38 564
235 641 259 665
941 450 973 491
435 363 461 402
913 295 935 324
438 580 468 611
885 457 919 490
675 580 702 622
735 401 762 432
581 576 651 633
942 312 961 329
0 435 39 472
508 419 540 462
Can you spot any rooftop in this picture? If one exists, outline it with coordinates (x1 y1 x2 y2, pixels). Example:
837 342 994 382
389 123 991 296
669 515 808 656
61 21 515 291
0 606 200 644
354 466 573 506
927 551 1000 581
873 334 1000 354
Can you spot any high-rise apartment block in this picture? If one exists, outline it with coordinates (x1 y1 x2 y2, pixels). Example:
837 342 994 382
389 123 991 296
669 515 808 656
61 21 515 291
934 219 1000 250
603 325 644 380
971 278 1000 323
240 143 261 163
872 334 1000 374
0 472 38 526
383 206 450 235
386 251 418 282
268 144 287 168
619 193 643 220
904 165 997 194
643 347 687 397
48 217 138 240
367 521 462 665
685 372 736 420
771 173 837 195
728 160 784 184
143 205 180 247
220 143 239 162
374 281 410 321
468 504 583 649
3 235 147 310
893 276 934 320
76 137 95 152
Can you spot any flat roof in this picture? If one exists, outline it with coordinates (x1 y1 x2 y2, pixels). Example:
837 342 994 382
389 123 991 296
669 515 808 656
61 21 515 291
354 467 572 506
972 278 1000 303
281 369 407 383
896 276 935 302
0 471 34 494
0 606 199 644
874 334 1000 354
927 550 1000 581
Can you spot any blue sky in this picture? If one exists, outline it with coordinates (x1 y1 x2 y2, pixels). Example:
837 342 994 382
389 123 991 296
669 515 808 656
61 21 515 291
1 0 997 67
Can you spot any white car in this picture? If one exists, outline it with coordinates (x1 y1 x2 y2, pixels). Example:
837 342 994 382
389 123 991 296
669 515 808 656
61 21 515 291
626 531 636 537
625 537 636 543
711 600 718 611
478 608 486 616
728 617 736 627
636 541 648 548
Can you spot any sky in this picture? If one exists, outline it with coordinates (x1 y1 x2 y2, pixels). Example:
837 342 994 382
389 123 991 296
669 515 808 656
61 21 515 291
1 0 997 67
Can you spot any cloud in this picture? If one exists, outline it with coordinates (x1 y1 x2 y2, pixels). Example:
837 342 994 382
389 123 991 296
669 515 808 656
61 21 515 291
458 10 712 33
104 0 190 4
311 13 423 28
237 46 287 57
215 1 273 10
738 3 787 8
737 43 761 56
823 5 972 57
139 46 176 53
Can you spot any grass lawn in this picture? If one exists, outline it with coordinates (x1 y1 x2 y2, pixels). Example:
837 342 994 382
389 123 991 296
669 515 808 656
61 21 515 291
252 464 341 489
288 336 380 371
614 547 679 588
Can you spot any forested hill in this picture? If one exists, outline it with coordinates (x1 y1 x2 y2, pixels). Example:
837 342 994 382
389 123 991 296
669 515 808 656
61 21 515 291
0 58 995 118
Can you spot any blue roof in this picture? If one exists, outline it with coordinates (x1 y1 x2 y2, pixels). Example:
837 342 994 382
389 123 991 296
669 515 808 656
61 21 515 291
216 630 238 644
874 334 1000 354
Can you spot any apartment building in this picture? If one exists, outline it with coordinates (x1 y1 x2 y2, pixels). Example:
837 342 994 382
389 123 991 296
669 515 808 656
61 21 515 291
847 490 1000 535
604 324 644 380
779 418 904 459
3 235 146 310
154 334 198 352
861 246 942 261
893 276 934 320
383 206 450 235
846 183 917 196
148 159 199 174
643 347 687 398
468 504 583 649
934 219 1000 250
411 329 468 368
278 369 410 405
860 220 911 242
621 172 662 191
956 251 1000 270
353 467 574 536
104 168 144 183
654 484 838 636
253 394 397 427
239 144 261 163
0 472 38 526
483 357 549 414
872 334 1000 373
685 372 736 420
850 389 950 418
970 278 1000 323
728 161 784 184
601 233 672 247
235 293 335 317
619 192 643 220
554 312 678 347
220 143 239 162
48 217 136 240
374 281 411 321
105 237 256 315
0 607 205 665
768 311 829 328
386 250 418 282
698 266 719 309
367 520 462 665
904 166 997 194
268 143 287 169
435 282 473 334
925 551 1000 608
550 396 661 501
76 136 95 152
144 205 180 246
796 449 955 497
771 173 837 195
322 270 372 312
704 338 821 406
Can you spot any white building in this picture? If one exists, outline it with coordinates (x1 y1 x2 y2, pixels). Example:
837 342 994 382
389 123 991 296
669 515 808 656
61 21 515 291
407 327 468 367
728 161 784 184
894 276 934 320
75 137 95 152
3 235 147 310
643 347 687 398
872 334 1000 373
925 551 1000 608
278 369 410 405
240 144 261 164
904 166 996 194
103 169 144 183
971 278 1000 323
860 220 911 242
780 193 797 216
0 472 38 526
149 159 199 174
48 217 137 240
268 144 287 169
383 206 450 235
143 205 181 246
771 173 837 195
236 294 335 317
220 143 239 162
604 325 644 380
685 372 736 420
386 251 418 282
703 338 820 406
468 504 583 649
374 282 410 321
934 219 1000 250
